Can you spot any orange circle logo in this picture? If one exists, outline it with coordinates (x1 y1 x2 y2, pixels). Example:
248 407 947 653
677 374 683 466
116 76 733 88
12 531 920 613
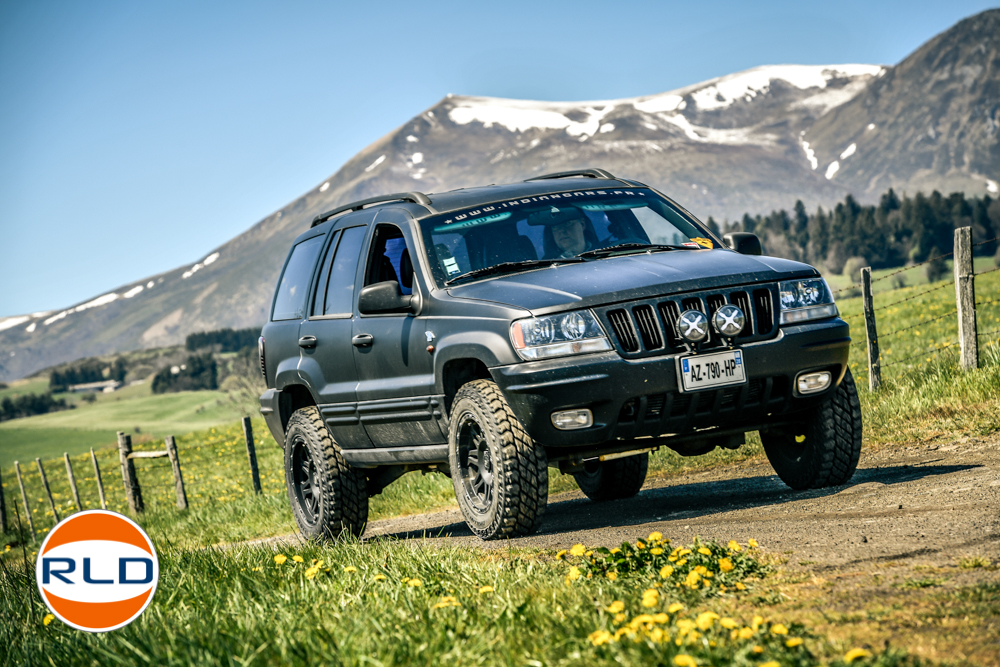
35 510 159 632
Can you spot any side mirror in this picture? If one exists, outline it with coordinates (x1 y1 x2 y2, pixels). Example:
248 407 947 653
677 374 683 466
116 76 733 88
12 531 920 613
723 232 763 256
358 281 417 314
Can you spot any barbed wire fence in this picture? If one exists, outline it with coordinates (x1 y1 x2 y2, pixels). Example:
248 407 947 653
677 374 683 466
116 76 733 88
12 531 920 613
847 228 1000 390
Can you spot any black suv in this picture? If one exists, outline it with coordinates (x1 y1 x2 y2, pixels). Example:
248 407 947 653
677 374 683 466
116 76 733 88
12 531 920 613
259 169 861 541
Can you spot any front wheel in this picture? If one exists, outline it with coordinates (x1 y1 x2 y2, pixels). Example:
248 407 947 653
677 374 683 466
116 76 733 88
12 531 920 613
284 406 369 540
448 380 548 540
573 453 649 502
761 367 863 490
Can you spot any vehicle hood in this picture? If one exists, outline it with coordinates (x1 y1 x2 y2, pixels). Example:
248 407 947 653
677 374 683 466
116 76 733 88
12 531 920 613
445 249 817 315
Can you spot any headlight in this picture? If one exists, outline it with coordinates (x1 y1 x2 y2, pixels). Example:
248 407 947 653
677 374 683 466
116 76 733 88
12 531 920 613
778 278 839 325
510 310 612 360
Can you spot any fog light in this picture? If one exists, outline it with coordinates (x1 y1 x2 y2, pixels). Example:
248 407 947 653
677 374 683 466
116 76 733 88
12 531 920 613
797 371 832 394
551 409 593 430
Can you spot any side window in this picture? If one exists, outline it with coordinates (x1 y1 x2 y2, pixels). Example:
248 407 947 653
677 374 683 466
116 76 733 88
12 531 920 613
311 230 341 316
322 225 368 316
272 235 325 321
365 224 414 296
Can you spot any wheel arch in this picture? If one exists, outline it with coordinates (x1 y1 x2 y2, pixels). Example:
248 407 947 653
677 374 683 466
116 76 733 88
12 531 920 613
279 384 318 437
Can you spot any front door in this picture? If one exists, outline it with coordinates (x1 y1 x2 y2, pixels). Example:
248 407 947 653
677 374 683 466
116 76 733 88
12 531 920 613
352 215 442 446
298 216 374 449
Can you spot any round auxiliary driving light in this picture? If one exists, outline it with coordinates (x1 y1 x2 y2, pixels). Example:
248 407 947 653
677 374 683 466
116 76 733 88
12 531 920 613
678 309 709 343
712 304 746 337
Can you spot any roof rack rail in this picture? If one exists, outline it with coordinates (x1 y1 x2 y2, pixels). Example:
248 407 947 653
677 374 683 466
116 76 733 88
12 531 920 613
311 192 436 227
525 168 619 182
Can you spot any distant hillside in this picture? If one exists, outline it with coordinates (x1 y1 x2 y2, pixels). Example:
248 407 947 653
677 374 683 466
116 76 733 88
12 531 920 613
1 9 998 382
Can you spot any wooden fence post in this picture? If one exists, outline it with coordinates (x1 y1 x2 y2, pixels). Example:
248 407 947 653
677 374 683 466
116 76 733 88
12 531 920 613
117 431 144 514
91 447 107 510
862 267 882 391
242 417 262 495
35 458 60 523
954 226 978 371
0 465 8 534
164 436 188 510
14 461 36 544
64 453 82 512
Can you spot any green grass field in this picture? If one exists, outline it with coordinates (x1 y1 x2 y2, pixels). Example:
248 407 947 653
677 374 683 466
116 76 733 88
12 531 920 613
2 259 999 665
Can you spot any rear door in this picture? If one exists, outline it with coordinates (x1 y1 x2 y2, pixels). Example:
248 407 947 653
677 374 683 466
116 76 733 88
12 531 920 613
298 212 375 449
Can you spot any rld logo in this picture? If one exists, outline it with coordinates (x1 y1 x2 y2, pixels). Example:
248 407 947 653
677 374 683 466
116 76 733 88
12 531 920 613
35 510 159 632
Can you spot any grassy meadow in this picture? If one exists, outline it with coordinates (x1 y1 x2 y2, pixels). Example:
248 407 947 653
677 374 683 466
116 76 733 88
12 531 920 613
1 258 999 665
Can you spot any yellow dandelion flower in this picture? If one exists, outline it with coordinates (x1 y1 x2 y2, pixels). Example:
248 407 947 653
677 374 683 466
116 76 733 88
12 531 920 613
570 544 587 556
373 573 387 581
728 540 743 552
305 566 319 580
555 549 567 559
401 577 410 583
607 600 625 614
589 629 613 646
641 596 659 608
648 531 663 542
478 585 494 594
844 648 872 663
274 554 288 565
649 626 665 642
752 615 764 631
251 567 262 572
660 565 674 578
650 548 664 555
697 547 712 556
770 624 788 635
567 566 582 582
684 571 701 588
606 571 618 581
614 612 627 623
752 645 764 654
786 637 803 647
720 617 738 629
674 654 696 667
653 613 669 624
408 578 423 587
668 602 684 613
609 548 621 554
748 539 759 548
696 612 719 631
677 548 691 556
735 582 746 591
760 662 780 667
292 555 304 563
636 540 646 549
718 557 734 572
669 555 678 562
43 614 55 626
343 566 357 573
4 545 10 552
738 627 754 639
694 565 708 575
631 614 655 628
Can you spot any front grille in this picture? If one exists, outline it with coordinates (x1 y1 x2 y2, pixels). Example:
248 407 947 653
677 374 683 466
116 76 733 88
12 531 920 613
598 285 779 358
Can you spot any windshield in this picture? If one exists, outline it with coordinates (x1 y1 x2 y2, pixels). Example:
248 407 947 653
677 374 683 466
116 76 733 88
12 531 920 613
418 188 718 286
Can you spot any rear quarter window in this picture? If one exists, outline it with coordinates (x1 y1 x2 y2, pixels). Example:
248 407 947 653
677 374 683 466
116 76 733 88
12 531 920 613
272 235 324 321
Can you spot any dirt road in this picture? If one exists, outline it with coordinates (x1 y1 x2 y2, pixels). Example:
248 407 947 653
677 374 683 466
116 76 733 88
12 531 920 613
364 433 1000 567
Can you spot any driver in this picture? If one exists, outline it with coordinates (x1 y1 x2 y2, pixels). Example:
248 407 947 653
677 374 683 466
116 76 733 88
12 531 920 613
550 216 590 257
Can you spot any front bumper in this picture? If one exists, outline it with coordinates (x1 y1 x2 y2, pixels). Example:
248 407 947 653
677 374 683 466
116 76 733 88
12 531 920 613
491 318 851 447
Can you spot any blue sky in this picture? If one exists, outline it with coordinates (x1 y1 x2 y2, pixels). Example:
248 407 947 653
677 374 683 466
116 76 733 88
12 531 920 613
1 0 995 317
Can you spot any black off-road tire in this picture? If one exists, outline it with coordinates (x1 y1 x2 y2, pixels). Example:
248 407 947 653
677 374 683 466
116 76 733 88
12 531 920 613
761 367 863 490
284 406 368 540
573 452 649 502
448 379 548 540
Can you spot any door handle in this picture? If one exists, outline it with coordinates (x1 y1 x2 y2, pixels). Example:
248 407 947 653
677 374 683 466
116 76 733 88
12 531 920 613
298 335 317 349
352 334 374 348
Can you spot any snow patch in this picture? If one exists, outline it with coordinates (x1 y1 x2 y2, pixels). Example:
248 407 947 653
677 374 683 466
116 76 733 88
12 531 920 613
319 182 330 192
0 316 30 332
203 252 219 266
825 161 840 179
448 102 613 138
987 179 999 194
25 322 36 333
801 141 818 170
633 94 684 113
411 152 423 164
124 285 144 298
43 292 120 326
147 281 155 288
867 123 876 130
840 143 857 159
182 252 220 279
406 135 419 143
642 122 658 131
599 123 615 133
689 64 884 111
365 155 386 172
660 114 767 146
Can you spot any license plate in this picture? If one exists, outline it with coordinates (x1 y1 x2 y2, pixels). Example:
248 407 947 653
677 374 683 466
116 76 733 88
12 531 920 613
677 350 746 392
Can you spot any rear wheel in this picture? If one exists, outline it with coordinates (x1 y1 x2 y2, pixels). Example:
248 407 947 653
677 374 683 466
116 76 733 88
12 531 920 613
761 367 863 490
284 406 368 540
573 453 649 501
448 380 548 540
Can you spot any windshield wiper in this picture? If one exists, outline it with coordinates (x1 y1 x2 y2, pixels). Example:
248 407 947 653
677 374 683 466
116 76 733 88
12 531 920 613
445 258 585 286
575 243 693 259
